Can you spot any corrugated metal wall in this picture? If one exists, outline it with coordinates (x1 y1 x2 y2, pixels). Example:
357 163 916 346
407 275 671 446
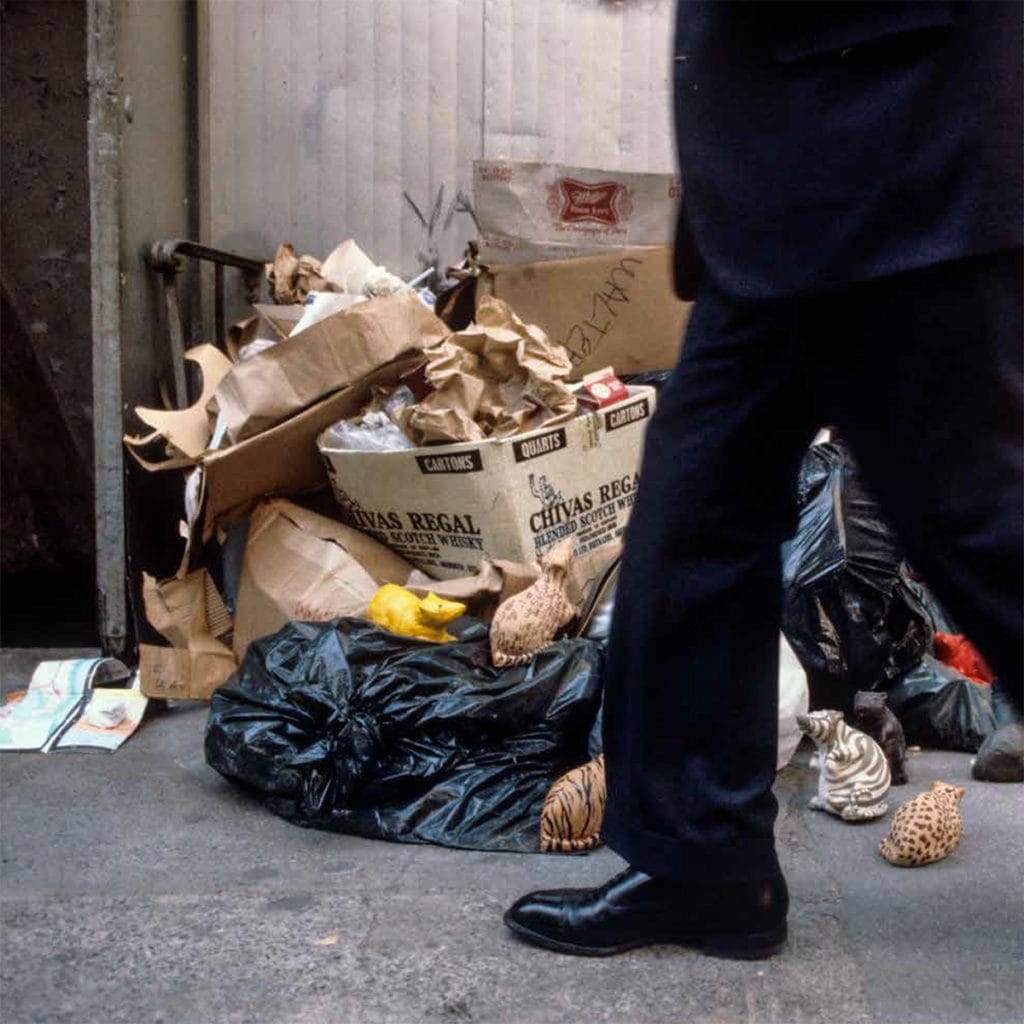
199 0 676 281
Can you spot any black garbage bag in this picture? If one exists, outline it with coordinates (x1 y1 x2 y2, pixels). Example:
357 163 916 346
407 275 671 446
886 655 996 752
899 567 959 635
781 442 932 711
204 617 604 852
622 370 672 391
972 723 1024 782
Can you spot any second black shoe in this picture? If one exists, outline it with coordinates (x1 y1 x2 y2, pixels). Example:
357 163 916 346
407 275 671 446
504 867 788 959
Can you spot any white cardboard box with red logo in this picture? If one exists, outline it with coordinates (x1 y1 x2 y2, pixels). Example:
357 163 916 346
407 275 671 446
474 159 680 264
317 386 657 579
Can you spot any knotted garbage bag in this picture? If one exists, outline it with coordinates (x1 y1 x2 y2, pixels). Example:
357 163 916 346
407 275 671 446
781 442 932 711
204 618 604 852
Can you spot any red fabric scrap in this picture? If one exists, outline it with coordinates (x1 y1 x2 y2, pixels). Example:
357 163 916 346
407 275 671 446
934 632 995 684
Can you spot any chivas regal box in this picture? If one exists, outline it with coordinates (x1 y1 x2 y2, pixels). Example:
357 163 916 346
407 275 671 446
317 386 656 579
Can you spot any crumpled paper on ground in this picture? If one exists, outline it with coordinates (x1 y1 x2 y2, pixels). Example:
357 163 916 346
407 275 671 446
399 296 576 444
266 243 335 304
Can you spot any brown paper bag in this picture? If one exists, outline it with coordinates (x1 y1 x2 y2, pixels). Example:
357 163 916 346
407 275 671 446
232 500 414 658
139 570 237 700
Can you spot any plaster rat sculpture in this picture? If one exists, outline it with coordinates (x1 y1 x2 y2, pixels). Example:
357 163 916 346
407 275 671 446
490 538 578 667
367 585 466 643
853 690 909 785
540 754 606 853
879 781 965 866
797 710 891 821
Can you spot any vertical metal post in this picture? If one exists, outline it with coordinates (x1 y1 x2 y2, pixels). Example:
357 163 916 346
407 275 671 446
162 272 189 408
214 261 224 349
87 0 127 657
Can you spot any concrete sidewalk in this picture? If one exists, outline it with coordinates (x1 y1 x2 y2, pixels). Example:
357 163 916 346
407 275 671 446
1 648 1021 1024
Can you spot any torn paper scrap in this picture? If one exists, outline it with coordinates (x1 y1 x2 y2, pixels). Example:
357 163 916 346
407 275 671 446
123 344 235 467
266 243 333 304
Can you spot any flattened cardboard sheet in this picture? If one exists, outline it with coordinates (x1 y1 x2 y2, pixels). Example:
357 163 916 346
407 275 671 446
478 248 690 379
202 354 426 537
214 292 447 443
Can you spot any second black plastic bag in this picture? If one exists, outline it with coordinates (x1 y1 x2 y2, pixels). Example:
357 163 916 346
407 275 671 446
781 442 932 711
886 655 997 752
205 618 604 852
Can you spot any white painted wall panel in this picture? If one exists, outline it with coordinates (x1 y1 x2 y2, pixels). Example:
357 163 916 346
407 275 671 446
201 0 675 280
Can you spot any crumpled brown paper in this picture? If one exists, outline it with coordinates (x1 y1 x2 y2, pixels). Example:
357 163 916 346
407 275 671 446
399 296 576 445
265 242 335 304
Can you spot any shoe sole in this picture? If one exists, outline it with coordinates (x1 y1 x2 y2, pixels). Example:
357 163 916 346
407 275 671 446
503 913 787 960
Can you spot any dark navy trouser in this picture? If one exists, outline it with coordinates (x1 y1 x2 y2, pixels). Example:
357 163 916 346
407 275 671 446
602 249 1023 883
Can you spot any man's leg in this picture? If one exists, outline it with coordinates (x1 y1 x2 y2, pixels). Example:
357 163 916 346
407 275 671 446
802 250 1023 713
601 278 819 882
504 277 822 959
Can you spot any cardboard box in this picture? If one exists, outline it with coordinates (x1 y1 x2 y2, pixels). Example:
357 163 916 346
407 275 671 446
318 386 656 579
474 160 679 264
477 247 690 379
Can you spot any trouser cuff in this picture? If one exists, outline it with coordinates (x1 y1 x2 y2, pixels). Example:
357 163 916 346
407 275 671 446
603 806 781 883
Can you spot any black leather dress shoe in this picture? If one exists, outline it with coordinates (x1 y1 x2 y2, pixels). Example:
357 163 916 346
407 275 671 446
504 867 788 959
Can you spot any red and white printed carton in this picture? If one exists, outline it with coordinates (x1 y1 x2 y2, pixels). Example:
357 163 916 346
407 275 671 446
474 160 680 264
577 367 630 410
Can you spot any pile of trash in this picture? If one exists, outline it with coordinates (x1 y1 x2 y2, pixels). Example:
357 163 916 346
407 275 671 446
20 159 1009 860
107 209 807 852
782 439 1008 753
114 230 673 853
